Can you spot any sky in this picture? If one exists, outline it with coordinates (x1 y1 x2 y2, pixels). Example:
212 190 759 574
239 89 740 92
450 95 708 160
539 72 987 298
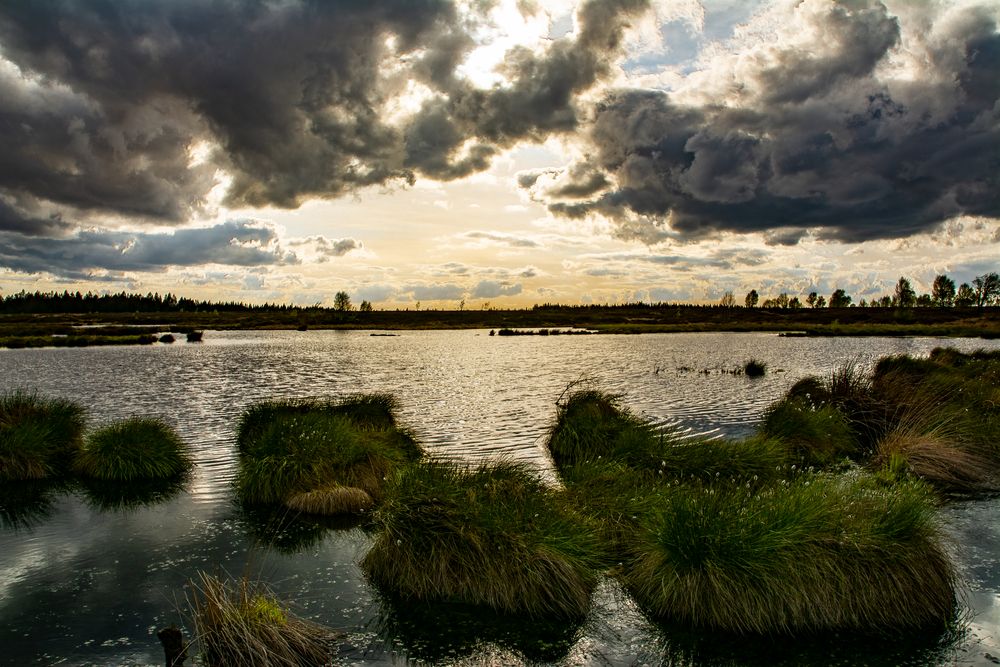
0 0 998 308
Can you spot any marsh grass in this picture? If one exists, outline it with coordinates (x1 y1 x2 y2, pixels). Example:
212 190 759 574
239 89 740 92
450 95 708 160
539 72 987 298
761 397 858 466
548 390 790 482
361 460 605 618
623 474 957 635
190 572 337 666
74 417 192 481
235 398 421 507
284 486 374 515
0 390 86 481
743 359 767 377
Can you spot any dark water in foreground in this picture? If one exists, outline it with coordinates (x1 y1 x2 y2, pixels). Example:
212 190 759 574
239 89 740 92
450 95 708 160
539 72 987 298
1 330 999 666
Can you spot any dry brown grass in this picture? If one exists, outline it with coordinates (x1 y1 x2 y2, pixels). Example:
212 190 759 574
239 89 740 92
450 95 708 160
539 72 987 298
190 572 339 666
285 486 374 515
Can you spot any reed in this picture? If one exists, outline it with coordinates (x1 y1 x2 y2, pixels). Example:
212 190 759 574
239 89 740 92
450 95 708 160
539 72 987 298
74 416 192 481
0 390 86 481
190 572 337 666
623 474 957 635
361 460 605 618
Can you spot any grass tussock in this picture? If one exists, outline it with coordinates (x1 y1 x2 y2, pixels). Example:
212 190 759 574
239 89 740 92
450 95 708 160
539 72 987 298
743 359 767 377
284 486 374 515
767 349 1000 494
0 390 86 481
73 417 192 481
361 460 605 618
190 572 337 667
623 475 956 635
235 395 420 509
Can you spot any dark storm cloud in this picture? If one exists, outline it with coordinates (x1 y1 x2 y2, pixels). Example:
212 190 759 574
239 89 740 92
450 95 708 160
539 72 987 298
403 0 652 176
526 0 1000 244
0 0 654 276
0 220 296 279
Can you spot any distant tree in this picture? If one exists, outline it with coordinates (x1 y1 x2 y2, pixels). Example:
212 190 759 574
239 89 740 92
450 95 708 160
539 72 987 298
459 299 465 311
894 277 916 308
806 292 818 308
955 283 975 307
878 295 893 308
719 291 736 308
916 293 932 307
973 272 1000 308
815 295 827 308
776 292 790 309
745 289 759 308
788 296 802 309
415 301 421 311
359 300 373 312
931 275 956 307
333 291 353 311
829 289 851 308
858 298 868 308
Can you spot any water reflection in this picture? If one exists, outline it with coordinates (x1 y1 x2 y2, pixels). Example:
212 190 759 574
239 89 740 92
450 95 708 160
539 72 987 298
2 331 1000 665
78 475 189 512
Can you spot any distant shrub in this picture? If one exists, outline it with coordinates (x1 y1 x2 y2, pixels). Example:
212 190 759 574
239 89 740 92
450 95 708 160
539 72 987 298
743 359 767 377
159 333 175 343
186 330 204 342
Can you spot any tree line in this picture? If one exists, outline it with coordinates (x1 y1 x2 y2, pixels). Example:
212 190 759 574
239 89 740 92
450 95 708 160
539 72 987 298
733 272 1000 310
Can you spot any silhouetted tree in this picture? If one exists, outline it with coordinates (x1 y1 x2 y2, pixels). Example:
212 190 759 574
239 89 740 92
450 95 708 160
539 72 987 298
359 300 373 312
931 275 956 307
788 296 802 309
894 277 916 308
829 289 851 308
333 291 353 311
806 292 818 308
744 289 759 308
719 291 736 308
955 283 975 307
973 272 1000 308
815 295 827 308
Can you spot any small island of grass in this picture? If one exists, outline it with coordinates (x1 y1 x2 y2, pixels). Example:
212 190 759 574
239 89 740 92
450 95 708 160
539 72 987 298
235 393 422 514
0 390 86 481
73 416 192 481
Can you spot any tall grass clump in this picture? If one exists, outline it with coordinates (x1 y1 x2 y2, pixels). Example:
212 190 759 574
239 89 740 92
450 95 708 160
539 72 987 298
190 572 337 666
743 359 767 377
0 390 86 481
760 397 857 466
623 474 957 635
361 460 606 618
74 417 192 481
235 395 421 511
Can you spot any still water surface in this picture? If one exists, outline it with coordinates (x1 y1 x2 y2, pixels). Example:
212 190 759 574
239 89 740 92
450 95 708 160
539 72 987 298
2 330 999 665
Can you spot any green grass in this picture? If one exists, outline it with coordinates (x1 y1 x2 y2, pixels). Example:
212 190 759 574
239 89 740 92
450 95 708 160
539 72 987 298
760 397 858 466
235 395 421 508
765 349 1000 493
190 572 337 666
73 417 192 481
622 474 956 635
361 460 606 618
0 390 86 481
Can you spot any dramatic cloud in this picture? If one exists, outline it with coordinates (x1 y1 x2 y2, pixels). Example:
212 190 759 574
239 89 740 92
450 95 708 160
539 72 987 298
0 220 296 279
523 0 1000 243
0 0 651 242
